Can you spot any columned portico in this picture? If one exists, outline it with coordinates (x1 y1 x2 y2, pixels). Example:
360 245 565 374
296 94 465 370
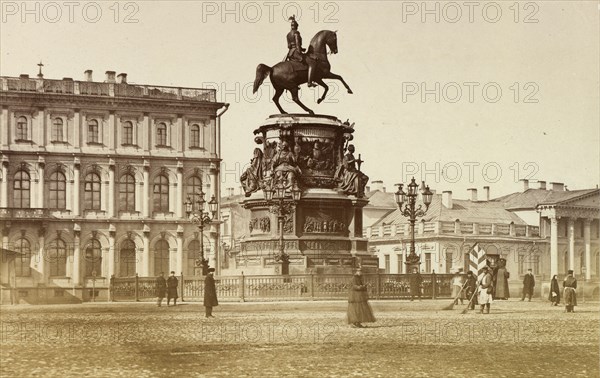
584 219 592 280
568 218 576 271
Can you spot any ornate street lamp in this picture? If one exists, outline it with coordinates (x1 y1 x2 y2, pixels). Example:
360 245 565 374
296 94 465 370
262 178 302 275
394 177 434 272
185 191 217 275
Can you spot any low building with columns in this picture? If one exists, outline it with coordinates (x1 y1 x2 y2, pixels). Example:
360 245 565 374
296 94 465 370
365 181 600 298
0 71 227 303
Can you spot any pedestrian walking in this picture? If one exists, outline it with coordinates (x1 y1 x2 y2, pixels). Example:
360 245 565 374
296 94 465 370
166 271 178 306
563 270 577 313
409 268 422 301
203 268 218 318
478 266 493 314
451 269 465 305
347 267 376 328
549 274 560 306
493 258 510 300
464 271 478 310
521 268 535 301
156 272 166 307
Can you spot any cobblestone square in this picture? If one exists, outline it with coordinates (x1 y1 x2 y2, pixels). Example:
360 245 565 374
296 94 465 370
1 299 599 377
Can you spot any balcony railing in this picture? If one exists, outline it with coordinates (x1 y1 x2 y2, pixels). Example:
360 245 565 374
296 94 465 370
1 77 217 103
365 221 540 239
0 208 50 219
110 273 454 302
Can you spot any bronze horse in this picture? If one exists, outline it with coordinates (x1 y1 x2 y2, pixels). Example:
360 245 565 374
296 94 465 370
253 30 353 114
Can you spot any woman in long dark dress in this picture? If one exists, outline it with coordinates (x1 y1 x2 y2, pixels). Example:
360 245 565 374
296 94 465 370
548 274 560 306
347 268 375 328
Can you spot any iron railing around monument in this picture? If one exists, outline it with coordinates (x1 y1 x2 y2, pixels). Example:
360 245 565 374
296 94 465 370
110 273 454 302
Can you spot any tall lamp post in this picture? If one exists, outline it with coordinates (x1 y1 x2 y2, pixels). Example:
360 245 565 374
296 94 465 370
263 178 302 275
394 177 434 273
185 191 218 275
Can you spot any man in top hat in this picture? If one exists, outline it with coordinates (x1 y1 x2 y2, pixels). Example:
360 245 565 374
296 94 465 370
563 270 577 313
166 271 179 306
285 15 317 88
156 272 167 307
203 268 218 318
521 268 535 301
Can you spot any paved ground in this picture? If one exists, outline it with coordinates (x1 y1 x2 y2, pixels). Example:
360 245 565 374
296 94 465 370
1 299 599 377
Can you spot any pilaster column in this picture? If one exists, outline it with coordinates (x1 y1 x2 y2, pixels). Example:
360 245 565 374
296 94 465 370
0 161 8 207
176 166 183 218
567 218 575 271
550 216 558 276
584 219 592 280
143 229 150 276
142 163 150 217
72 228 81 285
73 159 80 216
176 229 184 275
108 228 116 278
108 161 115 217
36 157 46 207
37 226 47 282
73 109 80 148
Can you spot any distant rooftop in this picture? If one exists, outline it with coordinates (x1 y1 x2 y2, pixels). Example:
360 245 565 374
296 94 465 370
0 73 217 103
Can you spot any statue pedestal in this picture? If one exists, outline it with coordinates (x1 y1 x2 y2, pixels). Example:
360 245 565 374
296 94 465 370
224 114 376 275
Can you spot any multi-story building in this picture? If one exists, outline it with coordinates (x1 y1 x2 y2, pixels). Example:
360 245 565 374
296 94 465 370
0 70 228 303
365 181 599 297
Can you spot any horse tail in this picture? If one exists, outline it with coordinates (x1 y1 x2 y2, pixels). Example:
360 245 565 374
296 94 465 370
253 64 271 93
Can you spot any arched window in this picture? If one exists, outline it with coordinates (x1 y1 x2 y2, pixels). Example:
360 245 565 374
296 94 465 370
187 239 201 276
48 171 66 209
190 124 200 148
48 238 67 277
88 119 99 143
119 239 137 277
84 173 101 210
153 175 169 213
13 170 30 208
186 176 202 210
85 239 102 277
154 239 170 275
16 116 28 140
119 174 136 212
14 238 31 277
156 123 167 146
52 118 64 142
122 121 133 145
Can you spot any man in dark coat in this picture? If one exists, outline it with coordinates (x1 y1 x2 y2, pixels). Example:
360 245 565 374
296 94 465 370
563 270 577 313
493 258 510 300
166 271 179 306
204 268 218 318
409 268 422 301
156 272 166 307
521 268 535 301
464 271 478 310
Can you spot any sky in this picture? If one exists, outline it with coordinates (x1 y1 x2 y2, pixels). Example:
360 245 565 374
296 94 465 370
1 0 598 199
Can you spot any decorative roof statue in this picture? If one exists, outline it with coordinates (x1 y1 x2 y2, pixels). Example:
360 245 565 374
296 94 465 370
253 18 353 114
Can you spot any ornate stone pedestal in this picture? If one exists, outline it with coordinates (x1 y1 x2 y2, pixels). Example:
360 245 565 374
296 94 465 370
230 114 377 275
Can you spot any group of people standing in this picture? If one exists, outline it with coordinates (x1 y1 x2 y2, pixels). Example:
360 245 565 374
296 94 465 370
155 269 219 318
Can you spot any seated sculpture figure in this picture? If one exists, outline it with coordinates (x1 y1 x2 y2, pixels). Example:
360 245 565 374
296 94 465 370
240 148 264 196
335 144 368 197
271 140 302 191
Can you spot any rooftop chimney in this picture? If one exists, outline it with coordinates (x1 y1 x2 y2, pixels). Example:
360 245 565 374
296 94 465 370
467 188 478 201
538 181 547 190
371 180 384 192
520 179 529 191
365 186 371 193
84 70 93 82
550 182 565 191
483 186 490 201
19 74 29 79
442 191 453 209
117 73 128 84
105 70 116 83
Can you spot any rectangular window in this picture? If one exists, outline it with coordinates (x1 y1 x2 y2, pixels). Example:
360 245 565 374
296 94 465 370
384 255 390 274
518 255 525 275
445 252 453 274
425 254 432 273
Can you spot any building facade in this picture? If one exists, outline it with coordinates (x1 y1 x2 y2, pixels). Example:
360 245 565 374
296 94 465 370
0 71 227 303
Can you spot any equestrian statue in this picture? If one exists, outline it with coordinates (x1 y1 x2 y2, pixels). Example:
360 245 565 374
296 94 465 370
253 16 353 114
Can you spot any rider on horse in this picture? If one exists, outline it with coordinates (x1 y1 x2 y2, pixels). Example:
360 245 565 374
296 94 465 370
286 15 317 87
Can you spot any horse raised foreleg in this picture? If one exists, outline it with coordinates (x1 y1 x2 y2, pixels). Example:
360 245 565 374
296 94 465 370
273 87 287 114
323 72 353 94
290 88 314 115
315 79 328 104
